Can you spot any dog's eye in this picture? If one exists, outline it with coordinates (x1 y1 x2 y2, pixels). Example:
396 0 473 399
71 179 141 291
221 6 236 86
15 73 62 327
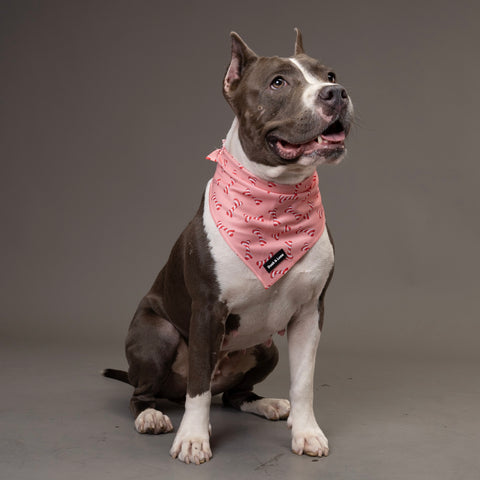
327 72 336 83
270 76 287 89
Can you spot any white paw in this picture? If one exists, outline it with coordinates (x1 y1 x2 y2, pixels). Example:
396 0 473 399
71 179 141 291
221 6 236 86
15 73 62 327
170 434 212 465
291 427 329 457
241 398 291 420
134 408 173 434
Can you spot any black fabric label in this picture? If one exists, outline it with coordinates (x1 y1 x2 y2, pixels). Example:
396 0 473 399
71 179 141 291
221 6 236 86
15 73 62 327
263 249 287 273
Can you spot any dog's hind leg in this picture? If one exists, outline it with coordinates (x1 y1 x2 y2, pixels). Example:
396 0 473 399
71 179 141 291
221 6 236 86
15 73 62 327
222 341 290 420
126 297 184 434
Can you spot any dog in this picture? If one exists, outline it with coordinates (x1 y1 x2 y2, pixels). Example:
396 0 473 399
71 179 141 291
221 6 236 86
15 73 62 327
104 29 353 465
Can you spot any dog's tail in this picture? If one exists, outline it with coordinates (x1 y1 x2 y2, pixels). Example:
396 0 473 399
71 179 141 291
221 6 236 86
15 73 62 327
102 368 130 385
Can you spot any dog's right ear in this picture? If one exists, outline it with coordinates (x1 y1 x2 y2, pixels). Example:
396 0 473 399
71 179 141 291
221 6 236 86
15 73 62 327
224 32 257 97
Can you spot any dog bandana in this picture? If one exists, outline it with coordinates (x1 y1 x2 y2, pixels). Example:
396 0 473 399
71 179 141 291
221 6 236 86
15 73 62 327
207 146 326 288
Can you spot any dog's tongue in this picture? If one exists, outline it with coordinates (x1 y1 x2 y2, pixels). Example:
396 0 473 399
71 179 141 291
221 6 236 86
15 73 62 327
320 131 346 143
276 130 346 159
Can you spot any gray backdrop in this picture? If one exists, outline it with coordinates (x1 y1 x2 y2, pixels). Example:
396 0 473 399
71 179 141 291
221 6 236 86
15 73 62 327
1 0 479 360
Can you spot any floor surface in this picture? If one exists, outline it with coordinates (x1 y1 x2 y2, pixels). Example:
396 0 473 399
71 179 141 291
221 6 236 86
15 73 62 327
1 341 478 480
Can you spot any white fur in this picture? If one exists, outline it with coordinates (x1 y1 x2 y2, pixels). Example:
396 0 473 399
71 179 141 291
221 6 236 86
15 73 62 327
240 398 291 420
289 58 331 112
135 408 173 434
170 392 212 464
287 302 329 456
288 58 354 139
206 127 334 457
203 184 333 352
225 118 319 184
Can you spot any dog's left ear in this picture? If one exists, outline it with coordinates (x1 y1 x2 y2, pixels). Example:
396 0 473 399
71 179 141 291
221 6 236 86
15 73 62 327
294 27 305 55
224 32 257 97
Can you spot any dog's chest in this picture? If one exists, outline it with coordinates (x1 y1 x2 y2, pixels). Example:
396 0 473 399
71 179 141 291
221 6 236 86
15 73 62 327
203 180 334 351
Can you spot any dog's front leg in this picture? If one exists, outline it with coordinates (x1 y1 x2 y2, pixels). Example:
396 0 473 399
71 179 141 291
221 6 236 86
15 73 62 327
170 301 227 465
287 301 329 457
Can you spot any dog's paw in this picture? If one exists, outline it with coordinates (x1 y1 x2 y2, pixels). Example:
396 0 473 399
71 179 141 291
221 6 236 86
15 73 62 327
241 398 290 420
134 408 173 434
170 434 212 465
291 427 329 457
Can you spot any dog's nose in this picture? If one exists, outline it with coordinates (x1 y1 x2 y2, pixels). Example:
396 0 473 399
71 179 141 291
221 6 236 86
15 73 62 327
318 85 348 108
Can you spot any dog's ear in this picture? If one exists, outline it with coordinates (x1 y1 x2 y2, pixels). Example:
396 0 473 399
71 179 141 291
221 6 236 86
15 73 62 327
294 27 305 55
224 32 257 96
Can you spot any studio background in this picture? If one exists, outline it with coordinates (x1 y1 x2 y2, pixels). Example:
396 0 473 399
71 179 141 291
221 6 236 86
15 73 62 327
1 1 479 479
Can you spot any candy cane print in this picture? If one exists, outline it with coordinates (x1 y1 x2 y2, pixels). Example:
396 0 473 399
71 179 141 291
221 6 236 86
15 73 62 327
301 243 311 252
318 205 324 219
252 228 267 246
216 220 235 237
302 200 315 220
223 178 236 195
242 188 263 205
256 251 274 269
240 240 253 260
243 214 265 223
270 267 289 279
296 226 316 237
211 192 222 211
268 208 281 226
285 206 303 221
284 240 293 259
279 192 298 203
225 198 242 217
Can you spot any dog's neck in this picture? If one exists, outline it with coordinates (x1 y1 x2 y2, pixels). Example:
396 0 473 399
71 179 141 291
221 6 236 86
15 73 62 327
224 118 317 185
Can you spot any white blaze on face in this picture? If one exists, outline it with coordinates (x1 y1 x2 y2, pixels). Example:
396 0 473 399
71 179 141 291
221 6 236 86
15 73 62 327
289 58 334 116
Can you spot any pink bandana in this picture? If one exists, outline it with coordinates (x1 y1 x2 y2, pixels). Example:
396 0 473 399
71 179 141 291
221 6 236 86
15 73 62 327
207 147 326 288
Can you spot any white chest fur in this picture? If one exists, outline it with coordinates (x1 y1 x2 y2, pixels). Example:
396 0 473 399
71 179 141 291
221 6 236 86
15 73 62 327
203 180 334 351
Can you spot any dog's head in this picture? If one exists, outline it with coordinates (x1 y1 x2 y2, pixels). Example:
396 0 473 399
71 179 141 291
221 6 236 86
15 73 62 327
223 29 354 168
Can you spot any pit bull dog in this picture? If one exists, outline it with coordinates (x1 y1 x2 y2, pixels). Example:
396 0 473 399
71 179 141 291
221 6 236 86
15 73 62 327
104 29 353 465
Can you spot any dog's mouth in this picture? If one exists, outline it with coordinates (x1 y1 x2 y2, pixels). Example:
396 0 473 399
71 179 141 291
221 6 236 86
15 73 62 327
267 120 347 161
